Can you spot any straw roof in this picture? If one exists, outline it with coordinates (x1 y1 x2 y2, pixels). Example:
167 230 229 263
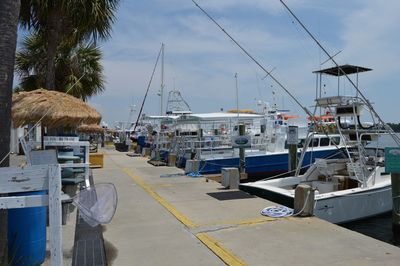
12 89 102 128
77 123 104 133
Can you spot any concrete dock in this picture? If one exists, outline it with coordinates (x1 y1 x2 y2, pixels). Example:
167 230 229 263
89 148 400 265
13 148 400 265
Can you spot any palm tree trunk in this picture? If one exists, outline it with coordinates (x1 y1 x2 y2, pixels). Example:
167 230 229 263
0 0 21 263
45 4 62 90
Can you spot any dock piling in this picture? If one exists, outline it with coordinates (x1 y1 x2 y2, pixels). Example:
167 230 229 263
239 124 245 173
391 173 400 244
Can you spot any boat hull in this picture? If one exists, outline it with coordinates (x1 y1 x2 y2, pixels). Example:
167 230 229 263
240 183 392 224
198 149 343 177
314 186 392 223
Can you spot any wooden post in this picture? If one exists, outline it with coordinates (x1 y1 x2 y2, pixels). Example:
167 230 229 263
294 184 314 216
289 144 298 173
155 149 161 161
384 147 400 244
48 164 62 266
392 173 400 244
239 124 245 173
287 126 298 173
41 124 45 150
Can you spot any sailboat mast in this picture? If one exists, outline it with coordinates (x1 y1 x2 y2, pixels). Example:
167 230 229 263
235 73 239 119
160 43 165 116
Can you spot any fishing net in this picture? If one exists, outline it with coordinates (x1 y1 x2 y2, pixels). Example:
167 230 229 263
73 183 118 227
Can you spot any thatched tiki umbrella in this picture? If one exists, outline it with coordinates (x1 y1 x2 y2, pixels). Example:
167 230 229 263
77 124 105 152
12 89 101 128
76 124 104 134
12 89 102 148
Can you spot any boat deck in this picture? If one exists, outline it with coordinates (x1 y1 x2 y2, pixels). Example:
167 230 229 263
15 148 399 265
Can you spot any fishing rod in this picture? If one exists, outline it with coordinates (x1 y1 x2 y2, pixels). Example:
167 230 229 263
279 0 400 145
191 0 314 118
132 44 163 134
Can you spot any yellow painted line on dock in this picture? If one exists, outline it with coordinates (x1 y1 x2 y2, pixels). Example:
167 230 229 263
196 233 247 266
123 168 197 228
123 167 248 265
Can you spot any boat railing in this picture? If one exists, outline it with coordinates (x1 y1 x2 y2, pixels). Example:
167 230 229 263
346 161 366 185
193 135 234 158
249 135 268 151
338 128 380 186
165 133 270 159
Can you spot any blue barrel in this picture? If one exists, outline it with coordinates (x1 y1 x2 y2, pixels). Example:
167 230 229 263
8 191 47 266
160 150 169 161
137 136 146 147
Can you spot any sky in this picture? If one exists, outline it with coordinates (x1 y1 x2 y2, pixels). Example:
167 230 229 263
83 0 400 127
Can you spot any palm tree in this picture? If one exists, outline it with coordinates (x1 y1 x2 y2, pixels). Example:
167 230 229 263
14 34 46 91
0 0 21 263
19 0 119 90
16 33 105 100
62 43 105 101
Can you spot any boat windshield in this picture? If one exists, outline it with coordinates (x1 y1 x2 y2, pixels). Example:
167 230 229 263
320 137 330 146
330 136 340 146
284 135 341 149
364 148 384 158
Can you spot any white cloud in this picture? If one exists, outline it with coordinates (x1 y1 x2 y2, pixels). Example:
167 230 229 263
88 0 400 125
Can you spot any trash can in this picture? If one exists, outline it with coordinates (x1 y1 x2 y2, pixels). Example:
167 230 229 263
137 136 146 153
8 191 47 266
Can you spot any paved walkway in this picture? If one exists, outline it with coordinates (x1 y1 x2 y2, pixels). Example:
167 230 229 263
12 147 398 265
91 149 400 265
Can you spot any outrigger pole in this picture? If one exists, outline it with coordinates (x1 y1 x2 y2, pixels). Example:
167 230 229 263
279 0 400 145
191 0 314 118
133 44 163 134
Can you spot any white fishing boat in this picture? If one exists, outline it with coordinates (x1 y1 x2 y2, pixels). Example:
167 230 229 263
241 65 400 223
176 109 344 177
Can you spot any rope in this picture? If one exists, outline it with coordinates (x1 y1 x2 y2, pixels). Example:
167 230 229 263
186 172 203 177
261 190 311 218
261 184 392 219
261 206 293 218
199 160 241 168
159 171 203 178
159 173 186 178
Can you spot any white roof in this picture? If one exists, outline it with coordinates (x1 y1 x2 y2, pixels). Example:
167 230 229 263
144 115 180 120
179 112 263 121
